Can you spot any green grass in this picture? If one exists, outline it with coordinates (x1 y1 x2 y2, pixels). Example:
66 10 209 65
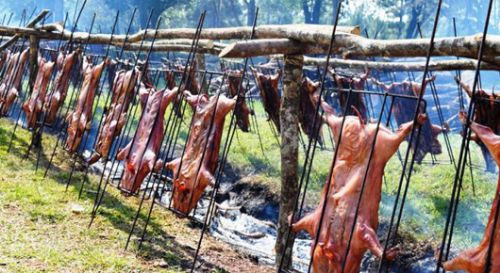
0 118 263 273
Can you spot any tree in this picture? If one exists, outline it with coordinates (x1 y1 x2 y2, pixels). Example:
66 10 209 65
302 0 323 24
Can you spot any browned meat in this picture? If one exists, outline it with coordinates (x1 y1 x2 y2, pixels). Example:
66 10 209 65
88 68 140 165
165 69 176 90
176 62 200 94
300 77 324 144
250 67 281 132
329 69 369 121
166 91 236 215
292 88 426 273
227 70 254 132
442 112 500 273
0 48 29 116
64 57 108 154
371 76 446 163
44 48 81 124
116 87 178 195
22 57 55 129
456 77 500 173
0 50 9 71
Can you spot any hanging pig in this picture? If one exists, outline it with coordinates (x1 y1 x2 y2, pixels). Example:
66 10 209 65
166 91 236 215
456 77 500 173
371 76 447 163
116 86 178 195
22 57 55 129
291 86 426 273
300 77 324 145
250 67 281 132
328 68 370 121
0 48 29 116
441 111 499 273
87 68 139 165
226 70 254 132
64 56 108 154
44 48 81 125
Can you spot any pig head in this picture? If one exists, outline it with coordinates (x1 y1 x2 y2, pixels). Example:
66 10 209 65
166 91 236 215
88 68 139 165
64 57 108 154
292 86 425 273
116 87 178 195
250 67 281 132
44 48 81 125
22 57 55 129
227 70 254 132
442 112 500 273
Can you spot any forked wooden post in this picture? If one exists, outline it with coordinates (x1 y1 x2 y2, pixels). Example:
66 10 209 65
28 34 39 94
276 53 303 269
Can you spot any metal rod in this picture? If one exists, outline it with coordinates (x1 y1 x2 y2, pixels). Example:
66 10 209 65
378 0 444 271
435 0 495 270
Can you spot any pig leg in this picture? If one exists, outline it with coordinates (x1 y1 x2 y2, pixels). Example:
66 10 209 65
359 223 398 261
290 210 319 239
470 122 500 164
116 141 132 161
200 168 216 187
442 248 484 273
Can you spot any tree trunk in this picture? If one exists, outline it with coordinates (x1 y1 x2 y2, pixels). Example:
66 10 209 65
311 0 323 24
303 0 312 23
275 54 303 270
246 0 256 26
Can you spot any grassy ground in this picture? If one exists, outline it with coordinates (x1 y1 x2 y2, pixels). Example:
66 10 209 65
0 119 273 273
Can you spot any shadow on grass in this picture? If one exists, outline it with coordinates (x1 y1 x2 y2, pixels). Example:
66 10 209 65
2 120 224 272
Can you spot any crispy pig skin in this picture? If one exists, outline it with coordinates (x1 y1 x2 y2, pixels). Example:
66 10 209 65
64 57 107 154
116 87 178 195
88 68 139 165
22 57 55 129
166 91 236 215
292 87 424 273
251 67 281 132
44 49 81 124
0 48 29 115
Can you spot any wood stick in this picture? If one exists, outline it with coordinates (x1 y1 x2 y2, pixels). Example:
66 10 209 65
219 36 500 64
0 9 49 50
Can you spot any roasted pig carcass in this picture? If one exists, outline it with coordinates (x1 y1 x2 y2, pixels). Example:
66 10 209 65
116 87 178 195
456 77 500 173
88 68 140 165
0 50 9 71
44 48 81 125
64 57 108 153
176 62 200 94
371 76 447 163
22 57 55 129
442 112 500 273
329 69 369 121
166 91 236 215
0 48 29 116
300 77 324 145
165 69 176 90
250 67 281 132
291 87 425 273
227 70 254 132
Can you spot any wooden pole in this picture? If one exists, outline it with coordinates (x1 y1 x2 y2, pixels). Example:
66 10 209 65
219 35 500 64
276 54 302 269
28 35 39 94
0 9 49 51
